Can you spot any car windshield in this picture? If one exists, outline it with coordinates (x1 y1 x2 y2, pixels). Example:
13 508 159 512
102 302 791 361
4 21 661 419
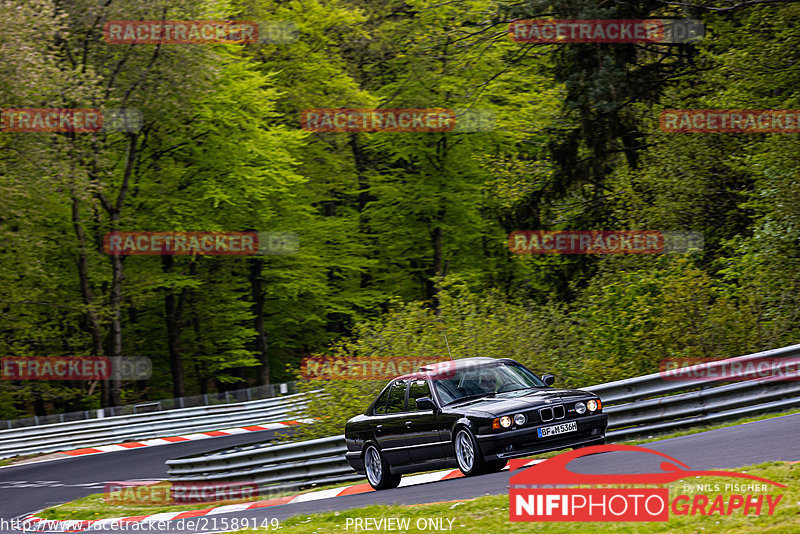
431 361 547 405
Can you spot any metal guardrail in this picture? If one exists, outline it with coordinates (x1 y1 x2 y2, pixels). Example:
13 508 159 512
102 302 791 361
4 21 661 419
584 343 800 437
167 435 359 492
166 343 800 490
0 382 299 430
0 391 315 459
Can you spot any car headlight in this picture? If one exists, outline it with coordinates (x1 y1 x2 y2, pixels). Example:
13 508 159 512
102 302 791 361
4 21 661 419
513 413 526 426
586 399 600 412
499 415 512 428
574 401 586 414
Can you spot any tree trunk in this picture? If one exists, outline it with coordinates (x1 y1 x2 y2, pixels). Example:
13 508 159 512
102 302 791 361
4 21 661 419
248 258 270 387
187 261 208 394
162 254 185 397
108 253 123 406
349 133 373 290
428 208 445 307
70 196 110 406
98 131 140 407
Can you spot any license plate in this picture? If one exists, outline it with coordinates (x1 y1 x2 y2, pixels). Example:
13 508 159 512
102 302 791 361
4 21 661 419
537 421 577 438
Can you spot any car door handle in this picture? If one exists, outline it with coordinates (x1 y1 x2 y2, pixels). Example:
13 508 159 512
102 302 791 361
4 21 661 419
405 421 412 427
376 424 383 432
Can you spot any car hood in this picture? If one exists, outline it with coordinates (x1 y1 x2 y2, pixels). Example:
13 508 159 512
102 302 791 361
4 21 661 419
449 388 595 416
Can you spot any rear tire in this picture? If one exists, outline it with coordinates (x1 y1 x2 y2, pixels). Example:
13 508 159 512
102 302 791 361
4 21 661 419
454 427 489 476
363 444 402 490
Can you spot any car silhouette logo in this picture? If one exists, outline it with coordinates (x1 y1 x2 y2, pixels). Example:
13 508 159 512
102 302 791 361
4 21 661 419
509 444 787 487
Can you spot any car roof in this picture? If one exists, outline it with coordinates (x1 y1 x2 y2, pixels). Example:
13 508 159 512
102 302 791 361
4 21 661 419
396 357 518 380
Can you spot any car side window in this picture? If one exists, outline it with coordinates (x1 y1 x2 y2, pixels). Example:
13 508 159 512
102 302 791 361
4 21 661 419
372 387 391 415
433 377 460 405
385 380 407 413
408 379 432 411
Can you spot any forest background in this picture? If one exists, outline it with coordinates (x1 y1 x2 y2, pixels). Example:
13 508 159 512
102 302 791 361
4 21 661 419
1 0 798 430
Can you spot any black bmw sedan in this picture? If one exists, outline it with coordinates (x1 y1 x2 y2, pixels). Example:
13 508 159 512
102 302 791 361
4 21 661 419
344 357 607 490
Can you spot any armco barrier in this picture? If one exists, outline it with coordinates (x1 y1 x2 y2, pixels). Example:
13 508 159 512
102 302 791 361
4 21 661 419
584 343 800 437
0 382 299 430
167 435 360 492
0 391 316 459
167 343 800 490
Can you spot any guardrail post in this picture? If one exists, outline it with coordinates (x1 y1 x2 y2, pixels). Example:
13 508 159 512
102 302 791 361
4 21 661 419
203 394 209 406
247 388 252 401
97 408 104 419
225 391 231 404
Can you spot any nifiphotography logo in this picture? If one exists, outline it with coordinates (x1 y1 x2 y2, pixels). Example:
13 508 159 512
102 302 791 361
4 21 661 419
509 444 785 522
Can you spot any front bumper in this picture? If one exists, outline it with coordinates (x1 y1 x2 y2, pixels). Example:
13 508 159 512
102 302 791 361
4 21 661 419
475 412 608 461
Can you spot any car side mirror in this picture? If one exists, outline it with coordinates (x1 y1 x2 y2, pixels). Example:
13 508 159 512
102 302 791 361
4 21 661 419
541 374 555 387
415 397 435 410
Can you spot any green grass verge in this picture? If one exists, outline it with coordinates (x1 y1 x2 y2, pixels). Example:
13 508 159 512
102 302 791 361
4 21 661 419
235 461 799 534
36 482 262 521
2 451 55 466
37 408 800 521
36 478 369 521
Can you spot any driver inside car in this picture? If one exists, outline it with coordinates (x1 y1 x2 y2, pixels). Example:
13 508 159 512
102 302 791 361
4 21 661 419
478 370 501 393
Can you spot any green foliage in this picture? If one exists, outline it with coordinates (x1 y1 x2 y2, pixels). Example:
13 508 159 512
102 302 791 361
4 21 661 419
2 0 800 418
291 258 774 440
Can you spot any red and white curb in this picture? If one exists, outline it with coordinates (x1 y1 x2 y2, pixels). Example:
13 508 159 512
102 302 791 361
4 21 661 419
57 419 314 458
19 459 543 532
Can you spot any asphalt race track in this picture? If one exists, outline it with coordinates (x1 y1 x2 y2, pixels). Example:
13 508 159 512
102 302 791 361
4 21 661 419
0 429 288 530
1 414 798 533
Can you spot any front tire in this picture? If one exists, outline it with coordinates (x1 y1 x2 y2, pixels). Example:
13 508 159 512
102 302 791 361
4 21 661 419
454 427 489 476
363 444 401 490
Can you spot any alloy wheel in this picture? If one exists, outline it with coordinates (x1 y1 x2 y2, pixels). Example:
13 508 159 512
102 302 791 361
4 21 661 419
365 445 383 486
455 430 475 472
